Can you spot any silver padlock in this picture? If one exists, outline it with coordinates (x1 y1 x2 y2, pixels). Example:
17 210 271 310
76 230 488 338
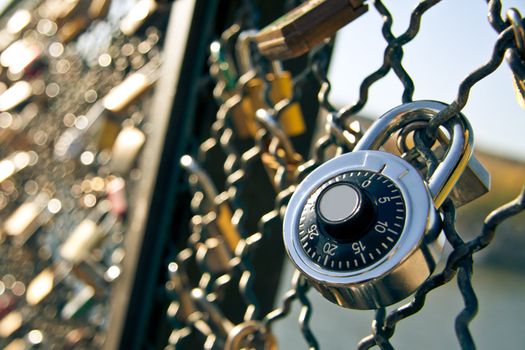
283 100 483 309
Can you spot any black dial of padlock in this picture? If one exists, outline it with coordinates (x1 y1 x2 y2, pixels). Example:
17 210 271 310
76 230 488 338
314 182 376 242
298 170 406 272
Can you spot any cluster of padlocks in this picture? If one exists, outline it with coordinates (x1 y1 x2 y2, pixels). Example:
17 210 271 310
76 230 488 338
0 0 168 348
162 1 525 349
0 0 523 349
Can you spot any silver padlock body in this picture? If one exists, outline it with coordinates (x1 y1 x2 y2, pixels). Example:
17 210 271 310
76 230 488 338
311 207 442 309
283 150 444 309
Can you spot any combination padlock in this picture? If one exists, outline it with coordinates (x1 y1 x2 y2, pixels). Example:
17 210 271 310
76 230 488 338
283 100 480 309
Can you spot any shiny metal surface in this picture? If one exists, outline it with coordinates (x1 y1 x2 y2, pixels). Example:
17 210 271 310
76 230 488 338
354 100 487 208
283 151 442 309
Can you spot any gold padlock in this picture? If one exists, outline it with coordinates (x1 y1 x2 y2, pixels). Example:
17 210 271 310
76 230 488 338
222 90 258 140
57 16 90 43
267 61 306 137
257 109 303 191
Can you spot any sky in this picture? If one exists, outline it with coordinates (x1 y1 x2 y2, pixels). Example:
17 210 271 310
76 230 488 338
328 0 525 161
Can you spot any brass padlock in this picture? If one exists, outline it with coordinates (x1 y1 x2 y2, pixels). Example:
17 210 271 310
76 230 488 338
54 62 159 160
267 61 306 137
57 16 90 44
255 0 368 60
257 109 303 191
181 155 241 251
119 0 159 36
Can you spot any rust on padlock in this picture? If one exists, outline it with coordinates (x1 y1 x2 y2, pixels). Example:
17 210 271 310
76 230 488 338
255 0 368 60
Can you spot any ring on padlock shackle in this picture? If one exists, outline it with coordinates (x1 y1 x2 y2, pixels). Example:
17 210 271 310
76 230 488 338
391 117 489 208
256 109 303 191
180 155 241 251
283 100 486 309
356 101 490 207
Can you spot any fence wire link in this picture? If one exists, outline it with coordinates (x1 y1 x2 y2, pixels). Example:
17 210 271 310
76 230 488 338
165 1 525 349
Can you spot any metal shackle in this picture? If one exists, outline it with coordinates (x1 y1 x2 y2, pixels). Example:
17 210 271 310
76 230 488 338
354 100 473 208
235 30 258 75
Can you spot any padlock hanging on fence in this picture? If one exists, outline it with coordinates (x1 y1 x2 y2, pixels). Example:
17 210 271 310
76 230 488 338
283 100 490 309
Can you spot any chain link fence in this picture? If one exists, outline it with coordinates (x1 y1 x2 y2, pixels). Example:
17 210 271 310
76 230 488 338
162 1 525 349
